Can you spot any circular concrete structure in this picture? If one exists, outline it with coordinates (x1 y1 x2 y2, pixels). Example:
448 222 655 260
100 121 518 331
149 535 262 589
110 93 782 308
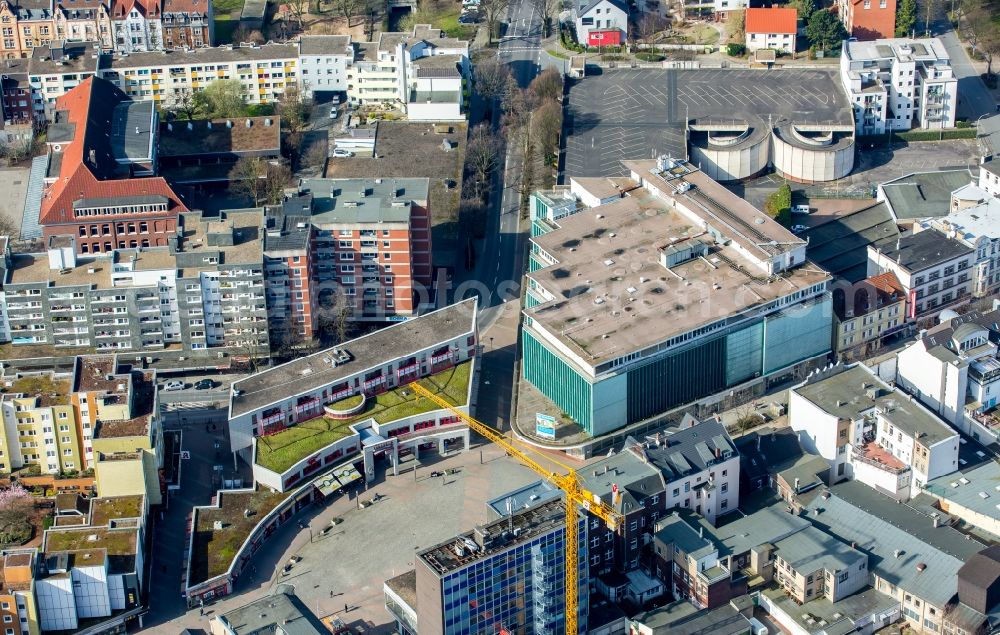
771 123 855 184
689 123 770 182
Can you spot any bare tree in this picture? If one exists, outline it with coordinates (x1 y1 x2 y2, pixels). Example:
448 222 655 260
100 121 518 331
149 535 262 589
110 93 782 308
466 124 503 197
304 142 328 173
277 85 309 133
286 0 308 29
230 158 291 206
528 67 562 102
231 26 266 44
332 0 361 26
316 286 355 344
0 213 19 239
480 0 511 45
529 0 560 36
475 55 514 103
726 8 745 42
164 90 197 120
635 12 668 47
531 99 562 164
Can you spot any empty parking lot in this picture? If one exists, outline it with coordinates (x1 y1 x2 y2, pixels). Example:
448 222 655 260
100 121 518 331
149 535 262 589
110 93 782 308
562 68 852 178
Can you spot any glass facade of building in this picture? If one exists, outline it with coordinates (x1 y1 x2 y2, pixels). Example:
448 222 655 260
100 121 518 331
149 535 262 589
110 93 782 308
438 517 588 635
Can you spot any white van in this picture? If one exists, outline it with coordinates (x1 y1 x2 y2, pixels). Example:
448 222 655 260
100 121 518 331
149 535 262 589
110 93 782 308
792 204 811 215
748 617 769 635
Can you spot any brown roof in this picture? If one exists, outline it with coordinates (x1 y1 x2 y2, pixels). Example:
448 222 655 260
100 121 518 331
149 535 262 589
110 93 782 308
159 117 281 157
959 546 1000 589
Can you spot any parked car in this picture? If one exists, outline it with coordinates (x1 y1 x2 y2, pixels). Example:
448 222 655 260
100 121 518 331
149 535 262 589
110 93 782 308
792 204 811 215
329 106 339 119
194 379 215 390
164 380 185 391
790 224 809 234
458 12 479 22
332 148 354 158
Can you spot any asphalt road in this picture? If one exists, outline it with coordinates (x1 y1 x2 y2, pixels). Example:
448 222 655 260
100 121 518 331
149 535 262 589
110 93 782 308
925 7 997 120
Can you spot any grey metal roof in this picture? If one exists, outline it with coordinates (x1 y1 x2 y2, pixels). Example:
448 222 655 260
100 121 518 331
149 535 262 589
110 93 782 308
230 299 477 418
110 100 155 162
298 35 352 55
800 202 898 283
20 155 47 240
804 481 988 607
108 43 297 69
700 504 811 558
925 461 1000 530
880 169 975 221
736 426 805 483
654 513 715 560
217 588 327 635
579 443 666 514
871 228 973 272
485 480 561 518
793 364 956 446
631 601 750 635
917 307 1000 363
773 524 865 575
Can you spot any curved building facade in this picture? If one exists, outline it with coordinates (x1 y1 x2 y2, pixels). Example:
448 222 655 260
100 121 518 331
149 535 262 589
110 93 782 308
772 124 856 183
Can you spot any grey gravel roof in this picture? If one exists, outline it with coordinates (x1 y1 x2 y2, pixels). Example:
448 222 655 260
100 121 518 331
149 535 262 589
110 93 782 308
298 35 352 55
925 461 1000 532
297 177 430 226
870 228 973 272
230 299 477 417
773 524 865 575
654 513 715 560
108 43 297 69
800 202 898 283
631 601 750 635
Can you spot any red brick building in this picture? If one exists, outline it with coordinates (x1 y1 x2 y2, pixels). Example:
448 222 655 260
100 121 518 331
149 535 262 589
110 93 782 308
838 0 896 40
264 177 434 337
38 77 188 254
0 58 31 125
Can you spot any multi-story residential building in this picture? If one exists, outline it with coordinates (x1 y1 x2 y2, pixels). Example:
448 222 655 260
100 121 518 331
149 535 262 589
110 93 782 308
99 42 296 107
790 363 960 498
0 57 32 125
867 230 974 320
0 207 268 355
523 158 831 437
838 0 896 40
109 0 161 53
264 178 433 332
833 271 907 360
37 494 145 632
159 0 211 48
0 372 83 474
27 41 106 119
924 183 1000 298
744 7 797 54
12 0 54 57
33 77 187 252
980 158 1000 199
74 356 163 504
0 549 41 635
841 38 958 135
297 34 351 98
53 0 113 49
227 298 477 457
896 305 1000 439
383 499 589 635
347 25 469 121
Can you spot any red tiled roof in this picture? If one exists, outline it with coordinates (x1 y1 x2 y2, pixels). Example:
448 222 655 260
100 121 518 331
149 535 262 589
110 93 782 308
868 271 904 297
111 0 160 17
39 77 186 227
745 7 798 34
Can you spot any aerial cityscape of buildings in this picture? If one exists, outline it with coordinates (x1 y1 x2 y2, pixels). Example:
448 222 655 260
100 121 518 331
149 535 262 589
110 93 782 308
0 0 997 632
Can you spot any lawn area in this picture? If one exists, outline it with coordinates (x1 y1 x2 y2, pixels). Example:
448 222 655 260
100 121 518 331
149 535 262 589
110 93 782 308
190 489 290 584
691 24 720 45
403 1 477 40
329 393 364 410
254 361 472 474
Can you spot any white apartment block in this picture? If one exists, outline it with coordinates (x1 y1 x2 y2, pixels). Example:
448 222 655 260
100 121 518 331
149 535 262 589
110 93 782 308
896 306 1000 442
111 3 164 54
790 363 959 499
298 34 352 98
347 24 469 121
841 38 958 135
98 43 298 106
867 229 974 320
928 183 1000 298
980 160 1000 198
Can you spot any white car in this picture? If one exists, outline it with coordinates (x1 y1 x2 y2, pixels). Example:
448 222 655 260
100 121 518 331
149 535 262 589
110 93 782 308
332 148 353 158
329 106 339 119
790 224 809 234
163 380 185 391
792 204 811 214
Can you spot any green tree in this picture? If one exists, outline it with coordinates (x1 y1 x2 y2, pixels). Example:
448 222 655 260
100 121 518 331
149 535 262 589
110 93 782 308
789 0 815 21
805 10 847 52
193 79 248 118
895 0 916 36
764 182 792 227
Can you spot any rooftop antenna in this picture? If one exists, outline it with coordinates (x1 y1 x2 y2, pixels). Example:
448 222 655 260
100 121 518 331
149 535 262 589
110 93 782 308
505 497 514 533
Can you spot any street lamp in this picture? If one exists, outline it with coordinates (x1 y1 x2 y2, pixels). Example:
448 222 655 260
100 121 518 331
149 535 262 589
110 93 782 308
976 113 991 159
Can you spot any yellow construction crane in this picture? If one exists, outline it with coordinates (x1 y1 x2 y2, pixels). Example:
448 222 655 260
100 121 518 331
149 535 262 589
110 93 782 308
409 382 623 635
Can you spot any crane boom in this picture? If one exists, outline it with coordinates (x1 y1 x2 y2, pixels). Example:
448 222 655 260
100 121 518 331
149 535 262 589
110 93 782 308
408 381 622 635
